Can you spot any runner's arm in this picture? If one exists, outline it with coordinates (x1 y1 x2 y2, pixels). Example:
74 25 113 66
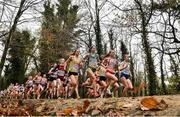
118 62 127 71
83 54 90 62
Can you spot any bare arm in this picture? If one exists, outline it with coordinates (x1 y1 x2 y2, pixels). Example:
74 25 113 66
33 75 37 81
66 55 73 64
83 54 90 62
118 62 127 71
79 58 84 68
101 58 108 68
48 67 54 74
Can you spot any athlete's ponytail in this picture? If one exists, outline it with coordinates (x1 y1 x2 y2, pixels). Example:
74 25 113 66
72 48 80 56
104 49 114 58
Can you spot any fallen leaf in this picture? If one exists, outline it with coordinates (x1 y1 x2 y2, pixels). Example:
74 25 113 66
72 110 78 116
63 107 73 116
115 102 124 110
106 111 113 116
140 104 151 111
140 97 158 110
140 97 168 111
83 100 91 110
77 105 84 115
157 99 168 110
123 103 133 108
91 109 101 116
77 105 82 111
56 111 65 116
36 106 44 112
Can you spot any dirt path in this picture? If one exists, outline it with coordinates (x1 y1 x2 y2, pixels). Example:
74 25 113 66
0 95 180 116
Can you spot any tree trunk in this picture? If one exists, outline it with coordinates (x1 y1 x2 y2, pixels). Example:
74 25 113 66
141 23 157 95
95 0 103 56
0 0 26 77
104 43 107 55
0 0 26 88
33 57 39 72
160 53 167 94
135 0 157 95
129 39 135 87
108 29 114 50
169 55 179 78
130 54 135 87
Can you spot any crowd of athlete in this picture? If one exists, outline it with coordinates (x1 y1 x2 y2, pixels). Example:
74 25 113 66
0 47 134 99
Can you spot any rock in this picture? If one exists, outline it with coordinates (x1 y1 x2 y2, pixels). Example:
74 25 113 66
91 110 101 116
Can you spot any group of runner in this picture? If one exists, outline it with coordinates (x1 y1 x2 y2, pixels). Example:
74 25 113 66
0 83 25 99
0 46 134 99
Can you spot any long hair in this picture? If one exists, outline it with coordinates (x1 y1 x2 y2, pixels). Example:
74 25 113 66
104 49 114 58
89 45 95 52
71 48 80 56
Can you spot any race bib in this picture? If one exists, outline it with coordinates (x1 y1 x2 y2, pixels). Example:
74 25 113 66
72 64 79 72
57 70 65 76
89 56 98 68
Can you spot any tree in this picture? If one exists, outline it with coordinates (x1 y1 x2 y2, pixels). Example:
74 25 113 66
0 0 43 87
120 41 128 61
4 30 35 86
39 0 56 73
0 0 27 77
133 0 158 95
108 29 114 50
39 0 79 73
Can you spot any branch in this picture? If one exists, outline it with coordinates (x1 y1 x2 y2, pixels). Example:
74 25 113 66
107 0 137 12
152 46 180 55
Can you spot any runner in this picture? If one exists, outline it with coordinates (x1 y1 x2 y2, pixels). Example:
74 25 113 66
18 84 25 99
56 58 67 98
102 50 119 96
66 48 83 99
83 46 100 97
37 74 47 99
25 76 34 99
33 72 43 99
119 53 133 97
48 63 58 99
11 83 19 99
96 59 107 98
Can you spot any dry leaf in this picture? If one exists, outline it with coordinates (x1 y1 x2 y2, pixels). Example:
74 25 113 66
157 99 168 110
77 105 84 115
91 109 101 116
63 107 73 116
140 97 159 110
123 103 133 108
56 111 65 116
72 110 78 116
83 100 90 110
140 97 168 111
77 105 82 111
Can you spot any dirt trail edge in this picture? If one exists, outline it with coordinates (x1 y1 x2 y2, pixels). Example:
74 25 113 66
0 95 180 116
